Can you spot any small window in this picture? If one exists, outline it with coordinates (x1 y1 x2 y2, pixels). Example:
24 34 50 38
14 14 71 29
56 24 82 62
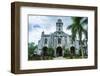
58 32 61 34
44 38 47 44
58 38 61 44
59 28 61 31
58 24 61 27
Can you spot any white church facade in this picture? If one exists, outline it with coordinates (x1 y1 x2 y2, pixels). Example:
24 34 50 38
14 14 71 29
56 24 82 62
37 19 80 57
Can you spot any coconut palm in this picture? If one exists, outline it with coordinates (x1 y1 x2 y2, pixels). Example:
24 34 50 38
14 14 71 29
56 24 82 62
81 18 88 56
67 17 87 58
81 17 88 40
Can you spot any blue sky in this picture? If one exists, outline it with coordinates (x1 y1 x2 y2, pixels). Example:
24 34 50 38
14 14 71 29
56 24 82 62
28 15 84 45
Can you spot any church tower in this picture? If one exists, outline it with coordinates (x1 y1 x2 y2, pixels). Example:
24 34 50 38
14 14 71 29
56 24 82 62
56 19 63 31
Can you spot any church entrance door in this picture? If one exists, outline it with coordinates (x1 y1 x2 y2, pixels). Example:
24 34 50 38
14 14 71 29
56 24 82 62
56 47 62 57
42 47 48 56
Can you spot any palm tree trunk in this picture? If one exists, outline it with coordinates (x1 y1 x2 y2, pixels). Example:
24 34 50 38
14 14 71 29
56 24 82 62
80 41 84 58
81 45 84 58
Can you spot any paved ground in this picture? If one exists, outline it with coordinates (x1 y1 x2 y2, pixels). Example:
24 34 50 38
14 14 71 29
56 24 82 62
53 57 66 60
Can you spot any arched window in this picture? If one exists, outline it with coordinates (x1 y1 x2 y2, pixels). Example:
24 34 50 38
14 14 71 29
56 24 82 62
59 28 61 31
58 38 61 44
44 38 47 44
58 24 61 31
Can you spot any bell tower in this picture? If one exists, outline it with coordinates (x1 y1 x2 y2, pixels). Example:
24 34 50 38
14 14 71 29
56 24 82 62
56 19 63 31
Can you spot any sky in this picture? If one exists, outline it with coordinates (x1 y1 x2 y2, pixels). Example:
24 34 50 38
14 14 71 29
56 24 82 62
28 15 87 45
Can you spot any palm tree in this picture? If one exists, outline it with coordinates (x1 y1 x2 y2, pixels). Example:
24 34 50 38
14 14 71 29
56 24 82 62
81 17 88 40
28 42 37 59
67 17 87 58
81 18 88 56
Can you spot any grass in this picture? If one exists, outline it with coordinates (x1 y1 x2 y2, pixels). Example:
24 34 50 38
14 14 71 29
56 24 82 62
28 54 88 60
63 53 88 59
28 54 54 60
28 54 41 60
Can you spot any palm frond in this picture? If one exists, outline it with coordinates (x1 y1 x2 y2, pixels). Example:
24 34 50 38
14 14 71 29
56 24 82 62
81 18 88 25
82 28 88 40
67 24 73 29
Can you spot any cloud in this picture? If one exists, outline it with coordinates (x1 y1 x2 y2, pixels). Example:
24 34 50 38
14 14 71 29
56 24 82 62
28 15 73 44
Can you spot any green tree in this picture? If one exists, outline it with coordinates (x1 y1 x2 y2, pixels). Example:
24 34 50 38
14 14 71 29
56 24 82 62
28 42 37 58
81 17 88 40
64 48 70 57
48 47 54 56
67 17 87 58
81 18 88 56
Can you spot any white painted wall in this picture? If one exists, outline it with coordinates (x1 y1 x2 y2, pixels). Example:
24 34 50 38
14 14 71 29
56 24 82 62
0 0 100 76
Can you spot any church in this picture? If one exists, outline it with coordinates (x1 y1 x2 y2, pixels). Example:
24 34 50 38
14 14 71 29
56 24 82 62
37 19 80 57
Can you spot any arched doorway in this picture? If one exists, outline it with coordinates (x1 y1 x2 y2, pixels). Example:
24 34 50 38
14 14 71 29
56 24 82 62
70 46 75 55
42 47 48 56
56 47 62 57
